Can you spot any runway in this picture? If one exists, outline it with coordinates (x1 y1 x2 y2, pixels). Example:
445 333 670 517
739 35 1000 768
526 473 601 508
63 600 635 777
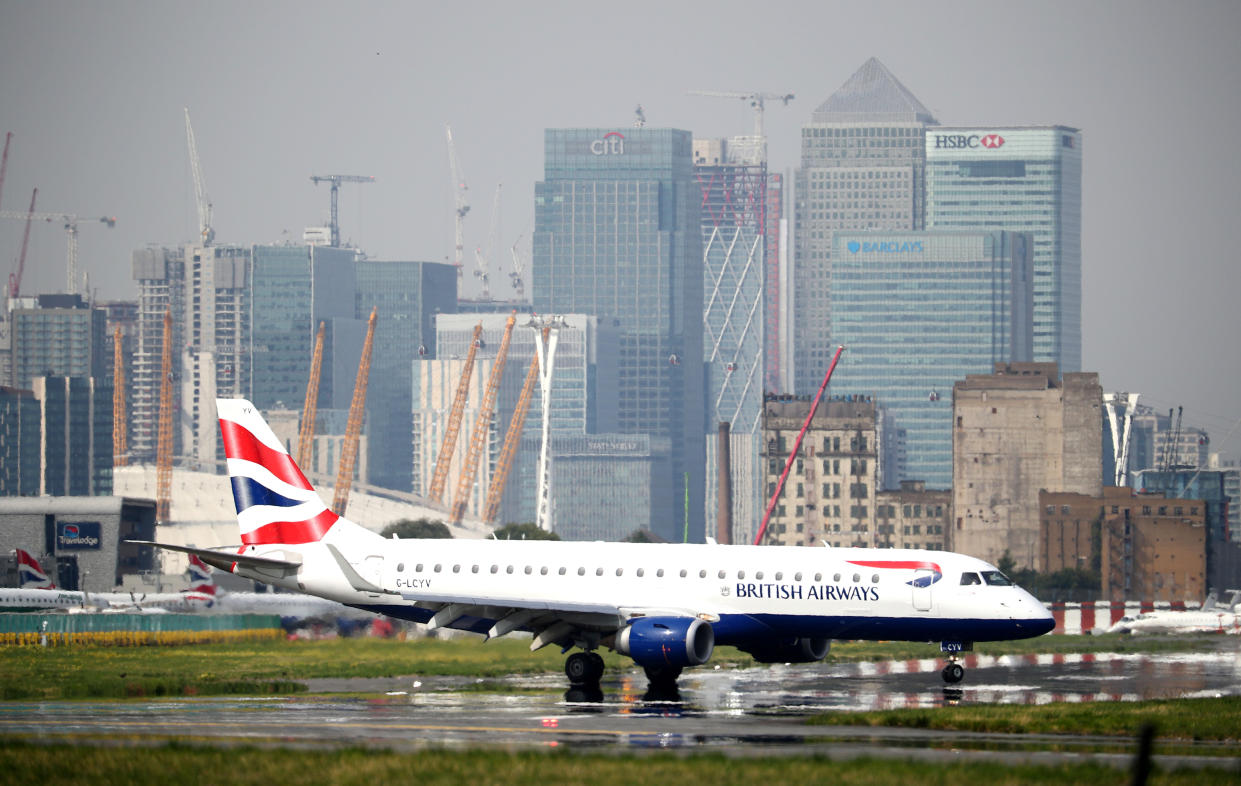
2 648 1239 769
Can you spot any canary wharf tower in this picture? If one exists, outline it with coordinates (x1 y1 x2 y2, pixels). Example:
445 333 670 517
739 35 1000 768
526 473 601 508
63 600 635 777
795 58 937 394
533 128 705 542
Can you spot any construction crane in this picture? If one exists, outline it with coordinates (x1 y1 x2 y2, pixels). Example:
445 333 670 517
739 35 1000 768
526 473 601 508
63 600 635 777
428 323 483 503
482 343 540 523
1160 406 1184 472
309 174 374 248
112 325 127 467
155 309 175 525
332 308 377 516
6 188 36 299
445 124 470 274
0 132 11 210
687 89 794 141
451 312 516 524
184 108 214 245
297 321 326 471
0 205 116 295
508 231 528 298
473 183 501 300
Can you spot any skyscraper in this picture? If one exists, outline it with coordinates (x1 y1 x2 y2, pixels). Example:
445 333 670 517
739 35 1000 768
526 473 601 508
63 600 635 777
533 128 705 542
830 230 1033 489
795 58 937 395
926 127 1082 372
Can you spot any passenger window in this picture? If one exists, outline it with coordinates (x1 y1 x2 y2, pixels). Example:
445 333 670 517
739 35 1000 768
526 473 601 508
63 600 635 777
415 563 423 572
596 568 604 576
434 564 442 573
490 565 499 574
679 569 687 578
981 571 1013 586
577 567 586 576
815 573 822 582
506 565 514 574
718 570 727 579
755 571 764 580
852 573 860 583
471 565 479 574
540 567 548 575
871 574 879 583
616 568 624 577
453 565 461 573
396 563 405 572
794 572 803 581
657 569 665 577
699 569 707 578
737 570 746 580
523 566 532 575
775 572 783 581
637 568 645 577
558 567 566 576
960 572 982 585
833 573 840 582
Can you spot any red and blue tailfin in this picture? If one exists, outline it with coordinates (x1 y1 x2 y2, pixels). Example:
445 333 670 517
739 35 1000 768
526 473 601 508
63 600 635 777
217 398 341 546
16 549 54 589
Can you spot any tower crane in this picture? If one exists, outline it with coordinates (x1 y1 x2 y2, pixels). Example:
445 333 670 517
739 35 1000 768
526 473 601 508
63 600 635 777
309 174 374 248
483 344 540 523
112 325 127 467
445 124 470 274
0 132 12 210
156 309 175 525
6 188 36 299
332 308 377 516
473 183 501 300
427 323 483 503
297 321 326 472
0 204 116 296
451 312 516 524
184 108 214 245
687 89 795 142
508 231 528 298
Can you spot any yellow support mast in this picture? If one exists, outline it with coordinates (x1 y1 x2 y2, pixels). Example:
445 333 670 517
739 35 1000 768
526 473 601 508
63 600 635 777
451 313 515 524
297 322 326 472
427 323 482 503
332 308 377 517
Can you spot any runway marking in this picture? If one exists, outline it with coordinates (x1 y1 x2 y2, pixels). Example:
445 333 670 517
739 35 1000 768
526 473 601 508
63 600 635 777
0 718 655 739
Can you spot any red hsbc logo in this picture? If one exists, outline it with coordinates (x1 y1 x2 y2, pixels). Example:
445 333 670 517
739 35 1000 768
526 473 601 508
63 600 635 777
980 134 1005 149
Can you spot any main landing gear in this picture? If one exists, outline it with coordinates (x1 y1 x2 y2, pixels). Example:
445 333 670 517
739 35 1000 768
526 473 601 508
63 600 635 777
563 651 606 704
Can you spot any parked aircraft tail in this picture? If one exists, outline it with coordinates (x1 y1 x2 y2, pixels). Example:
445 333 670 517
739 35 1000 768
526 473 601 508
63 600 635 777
15 549 54 589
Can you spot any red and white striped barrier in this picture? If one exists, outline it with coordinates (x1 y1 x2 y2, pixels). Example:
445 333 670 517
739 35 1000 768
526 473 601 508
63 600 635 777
1046 600 1196 635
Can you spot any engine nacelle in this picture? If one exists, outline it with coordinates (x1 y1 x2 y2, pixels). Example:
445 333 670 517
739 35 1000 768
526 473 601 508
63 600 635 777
741 636 830 664
614 616 714 669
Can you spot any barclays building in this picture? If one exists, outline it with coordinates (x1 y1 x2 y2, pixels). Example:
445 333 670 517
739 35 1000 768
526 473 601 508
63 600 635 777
828 230 1033 489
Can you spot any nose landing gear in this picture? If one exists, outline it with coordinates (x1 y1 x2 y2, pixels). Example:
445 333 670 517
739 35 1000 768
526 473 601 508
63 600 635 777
940 640 971 685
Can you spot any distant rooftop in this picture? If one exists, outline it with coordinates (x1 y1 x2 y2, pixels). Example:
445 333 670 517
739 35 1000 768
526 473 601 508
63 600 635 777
812 57 937 125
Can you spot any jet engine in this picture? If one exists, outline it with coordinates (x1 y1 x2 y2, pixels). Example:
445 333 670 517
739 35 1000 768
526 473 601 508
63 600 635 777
614 616 714 669
741 636 830 664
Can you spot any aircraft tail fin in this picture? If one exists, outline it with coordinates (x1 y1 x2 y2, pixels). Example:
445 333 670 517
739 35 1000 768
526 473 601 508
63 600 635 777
15 549 55 589
217 398 342 546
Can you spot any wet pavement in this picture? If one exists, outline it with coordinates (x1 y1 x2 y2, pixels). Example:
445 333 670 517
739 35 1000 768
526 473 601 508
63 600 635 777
3 647 1240 768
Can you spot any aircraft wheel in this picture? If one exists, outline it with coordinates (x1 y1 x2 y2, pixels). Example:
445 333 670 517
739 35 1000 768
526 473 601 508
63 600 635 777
643 664 682 688
942 662 965 684
565 651 599 685
587 652 606 682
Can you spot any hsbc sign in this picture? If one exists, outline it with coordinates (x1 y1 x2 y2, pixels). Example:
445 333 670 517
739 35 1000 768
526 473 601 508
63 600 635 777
933 133 1005 150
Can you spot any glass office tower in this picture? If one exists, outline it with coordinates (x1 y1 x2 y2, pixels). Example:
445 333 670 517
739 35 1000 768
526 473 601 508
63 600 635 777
830 230 1033 488
795 57 937 395
533 128 705 542
926 127 1082 372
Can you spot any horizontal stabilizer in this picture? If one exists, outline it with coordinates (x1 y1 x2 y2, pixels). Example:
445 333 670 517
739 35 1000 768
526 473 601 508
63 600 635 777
125 540 301 576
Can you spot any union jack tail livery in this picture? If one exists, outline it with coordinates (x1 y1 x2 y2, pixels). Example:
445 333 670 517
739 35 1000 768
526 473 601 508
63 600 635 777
16 549 54 589
218 398 343 546
182 554 218 606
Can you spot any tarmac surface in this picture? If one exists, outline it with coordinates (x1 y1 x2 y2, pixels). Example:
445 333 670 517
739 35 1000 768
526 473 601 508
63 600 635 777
3 647 1240 769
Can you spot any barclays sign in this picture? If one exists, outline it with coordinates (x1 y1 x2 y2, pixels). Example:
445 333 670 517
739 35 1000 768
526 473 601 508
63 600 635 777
847 240 924 254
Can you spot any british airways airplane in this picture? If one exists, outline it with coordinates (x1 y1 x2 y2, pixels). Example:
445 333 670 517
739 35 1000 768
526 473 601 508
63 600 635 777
133 399 1054 689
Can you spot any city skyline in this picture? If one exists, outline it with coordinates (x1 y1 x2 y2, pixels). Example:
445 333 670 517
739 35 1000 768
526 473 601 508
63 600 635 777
1 1 1239 457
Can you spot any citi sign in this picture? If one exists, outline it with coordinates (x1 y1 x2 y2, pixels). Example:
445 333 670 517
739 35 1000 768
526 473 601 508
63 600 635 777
933 133 1005 149
847 240 923 253
591 132 626 155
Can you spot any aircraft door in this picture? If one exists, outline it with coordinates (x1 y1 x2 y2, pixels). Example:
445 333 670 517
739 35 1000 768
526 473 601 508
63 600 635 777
360 554 384 596
912 569 933 612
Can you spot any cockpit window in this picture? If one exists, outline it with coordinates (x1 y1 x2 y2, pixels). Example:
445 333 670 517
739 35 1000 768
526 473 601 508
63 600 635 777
981 571 1013 586
960 572 982 586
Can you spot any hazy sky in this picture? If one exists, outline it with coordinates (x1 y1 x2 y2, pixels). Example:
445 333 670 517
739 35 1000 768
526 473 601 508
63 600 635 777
2 0 1239 456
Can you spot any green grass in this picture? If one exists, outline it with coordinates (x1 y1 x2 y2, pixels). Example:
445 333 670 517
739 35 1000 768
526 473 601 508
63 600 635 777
0 633 1221 701
807 695 1241 742
0 741 1235 786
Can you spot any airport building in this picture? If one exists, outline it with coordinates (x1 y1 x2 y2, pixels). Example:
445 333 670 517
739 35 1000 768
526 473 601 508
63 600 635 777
794 57 937 396
533 128 705 542
953 363 1103 569
875 480 950 551
925 126 1083 373
829 230 1034 489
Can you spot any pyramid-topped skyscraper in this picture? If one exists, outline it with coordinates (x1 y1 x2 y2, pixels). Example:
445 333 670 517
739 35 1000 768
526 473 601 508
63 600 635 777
793 58 938 395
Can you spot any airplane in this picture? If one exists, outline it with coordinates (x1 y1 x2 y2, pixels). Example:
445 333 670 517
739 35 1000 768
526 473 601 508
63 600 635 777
131 398 1055 690
1107 590 1241 635
1 551 215 614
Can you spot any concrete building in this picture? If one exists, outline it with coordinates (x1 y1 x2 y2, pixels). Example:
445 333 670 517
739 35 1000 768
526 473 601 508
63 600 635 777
7 294 107 390
794 57 937 395
32 376 113 497
533 127 705 542
694 137 771 541
875 480 949 550
1208 453 1240 542
0 496 156 590
926 126 1083 372
547 433 672 541
130 246 186 462
1132 468 1238 593
760 396 878 548
953 363 1102 568
830 230 1033 488
0 386 39 496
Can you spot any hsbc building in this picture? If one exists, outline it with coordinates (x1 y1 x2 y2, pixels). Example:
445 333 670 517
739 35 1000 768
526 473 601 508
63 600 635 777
925 126 1082 373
